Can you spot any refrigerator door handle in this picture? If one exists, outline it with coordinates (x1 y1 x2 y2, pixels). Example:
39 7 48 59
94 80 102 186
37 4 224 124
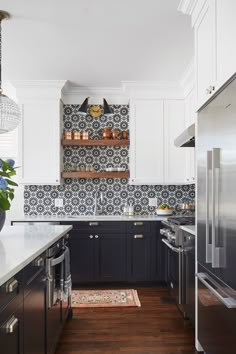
212 148 222 268
206 150 212 263
197 272 236 308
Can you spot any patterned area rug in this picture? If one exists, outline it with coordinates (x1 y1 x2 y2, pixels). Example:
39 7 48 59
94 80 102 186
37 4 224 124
71 289 141 308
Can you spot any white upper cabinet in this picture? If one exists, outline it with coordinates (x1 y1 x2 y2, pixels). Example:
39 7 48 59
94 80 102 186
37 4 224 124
163 100 187 184
215 0 236 88
14 81 66 185
182 0 236 108
184 89 196 183
129 99 164 184
129 98 191 185
195 0 216 108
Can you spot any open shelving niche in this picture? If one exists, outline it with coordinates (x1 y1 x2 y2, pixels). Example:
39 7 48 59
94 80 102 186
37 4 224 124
62 138 130 179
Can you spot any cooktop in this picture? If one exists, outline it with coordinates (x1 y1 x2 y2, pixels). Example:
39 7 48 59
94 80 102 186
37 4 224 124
167 216 195 225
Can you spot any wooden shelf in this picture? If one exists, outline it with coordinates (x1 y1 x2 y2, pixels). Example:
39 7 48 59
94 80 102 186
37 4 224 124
62 171 130 179
62 139 130 146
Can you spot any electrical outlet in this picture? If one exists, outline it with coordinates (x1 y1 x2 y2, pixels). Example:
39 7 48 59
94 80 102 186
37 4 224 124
55 198 63 207
148 198 157 207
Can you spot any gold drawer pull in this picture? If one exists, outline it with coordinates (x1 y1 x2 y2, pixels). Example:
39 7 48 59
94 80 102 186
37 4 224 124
133 222 144 226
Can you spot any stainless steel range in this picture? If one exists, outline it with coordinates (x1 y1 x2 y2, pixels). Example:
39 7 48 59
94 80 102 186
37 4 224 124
161 216 195 246
160 216 195 318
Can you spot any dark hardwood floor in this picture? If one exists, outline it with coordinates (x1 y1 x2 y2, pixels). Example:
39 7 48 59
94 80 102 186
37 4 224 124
55 288 198 354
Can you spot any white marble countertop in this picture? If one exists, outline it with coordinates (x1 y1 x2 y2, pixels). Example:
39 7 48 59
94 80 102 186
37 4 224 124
11 215 168 223
0 225 72 287
180 225 195 236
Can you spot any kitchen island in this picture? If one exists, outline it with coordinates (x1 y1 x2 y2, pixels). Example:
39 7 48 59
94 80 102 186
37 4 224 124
0 224 72 354
0 224 72 286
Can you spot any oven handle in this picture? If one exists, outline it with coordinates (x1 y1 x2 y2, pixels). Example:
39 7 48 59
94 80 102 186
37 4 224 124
161 238 183 253
196 272 236 308
50 253 65 267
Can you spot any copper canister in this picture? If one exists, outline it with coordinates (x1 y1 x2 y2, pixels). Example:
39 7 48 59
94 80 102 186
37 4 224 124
82 131 89 140
64 131 72 140
112 129 119 139
73 131 81 140
102 128 111 139
121 130 128 139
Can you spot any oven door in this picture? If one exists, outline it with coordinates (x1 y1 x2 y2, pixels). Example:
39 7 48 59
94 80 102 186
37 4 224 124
161 239 184 310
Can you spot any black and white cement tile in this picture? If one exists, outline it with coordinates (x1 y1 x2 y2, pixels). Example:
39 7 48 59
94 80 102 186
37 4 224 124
24 104 195 216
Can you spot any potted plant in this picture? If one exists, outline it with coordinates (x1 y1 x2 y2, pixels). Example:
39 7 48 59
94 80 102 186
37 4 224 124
0 159 18 231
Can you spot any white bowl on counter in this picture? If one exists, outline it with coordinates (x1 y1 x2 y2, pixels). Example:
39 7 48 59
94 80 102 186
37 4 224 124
155 209 174 216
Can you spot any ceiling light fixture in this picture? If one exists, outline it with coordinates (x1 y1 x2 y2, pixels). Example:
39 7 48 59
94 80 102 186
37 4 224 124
0 11 21 134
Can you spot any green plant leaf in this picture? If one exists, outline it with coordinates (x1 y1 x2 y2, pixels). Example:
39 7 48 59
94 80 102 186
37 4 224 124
5 179 18 187
9 192 14 201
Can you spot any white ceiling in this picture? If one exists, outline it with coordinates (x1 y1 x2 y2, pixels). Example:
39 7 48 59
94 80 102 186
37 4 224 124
1 0 193 87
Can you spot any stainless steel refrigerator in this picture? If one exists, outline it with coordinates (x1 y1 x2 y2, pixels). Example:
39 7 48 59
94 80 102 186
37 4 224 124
197 74 236 354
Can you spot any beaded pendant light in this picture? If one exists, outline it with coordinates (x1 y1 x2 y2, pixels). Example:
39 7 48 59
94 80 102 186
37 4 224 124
0 11 20 133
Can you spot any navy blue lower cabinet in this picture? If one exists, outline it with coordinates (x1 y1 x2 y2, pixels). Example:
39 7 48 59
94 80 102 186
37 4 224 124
70 230 127 283
127 232 154 282
0 297 23 354
95 232 127 282
69 221 163 284
23 267 46 354
70 231 95 283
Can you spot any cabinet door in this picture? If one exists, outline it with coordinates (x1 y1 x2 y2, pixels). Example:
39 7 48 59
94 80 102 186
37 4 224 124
18 100 61 184
96 233 127 282
0 304 23 354
163 100 188 184
185 89 196 183
70 231 94 284
24 271 45 354
129 99 164 184
128 232 152 282
195 0 216 108
216 0 236 87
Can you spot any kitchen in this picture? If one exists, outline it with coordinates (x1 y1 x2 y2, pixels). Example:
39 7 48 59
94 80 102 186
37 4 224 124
0 0 235 353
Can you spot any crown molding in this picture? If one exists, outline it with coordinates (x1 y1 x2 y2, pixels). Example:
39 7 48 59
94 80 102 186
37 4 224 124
178 0 198 15
10 80 67 101
122 81 184 99
62 82 129 104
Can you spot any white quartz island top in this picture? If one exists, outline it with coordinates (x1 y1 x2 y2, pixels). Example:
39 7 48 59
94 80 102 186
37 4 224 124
180 225 196 236
0 224 72 287
11 215 167 223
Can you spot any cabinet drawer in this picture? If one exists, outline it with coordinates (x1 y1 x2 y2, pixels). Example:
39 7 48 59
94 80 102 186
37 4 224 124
64 221 126 233
0 301 23 354
0 271 23 312
127 221 151 233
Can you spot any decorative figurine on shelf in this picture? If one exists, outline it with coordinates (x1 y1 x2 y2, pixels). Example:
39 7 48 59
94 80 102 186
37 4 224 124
121 130 128 139
102 127 111 139
111 129 119 139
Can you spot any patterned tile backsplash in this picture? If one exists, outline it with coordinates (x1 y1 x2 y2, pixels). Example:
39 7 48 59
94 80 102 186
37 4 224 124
24 104 195 216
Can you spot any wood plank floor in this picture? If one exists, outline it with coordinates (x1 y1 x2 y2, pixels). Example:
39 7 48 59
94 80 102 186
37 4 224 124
55 288 198 354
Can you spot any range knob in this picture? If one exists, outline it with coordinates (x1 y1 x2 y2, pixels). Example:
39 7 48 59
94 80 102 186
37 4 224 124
167 231 175 241
160 228 167 236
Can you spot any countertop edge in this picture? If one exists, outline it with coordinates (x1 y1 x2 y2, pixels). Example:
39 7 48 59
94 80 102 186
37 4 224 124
0 225 73 287
11 216 167 222
180 225 195 236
